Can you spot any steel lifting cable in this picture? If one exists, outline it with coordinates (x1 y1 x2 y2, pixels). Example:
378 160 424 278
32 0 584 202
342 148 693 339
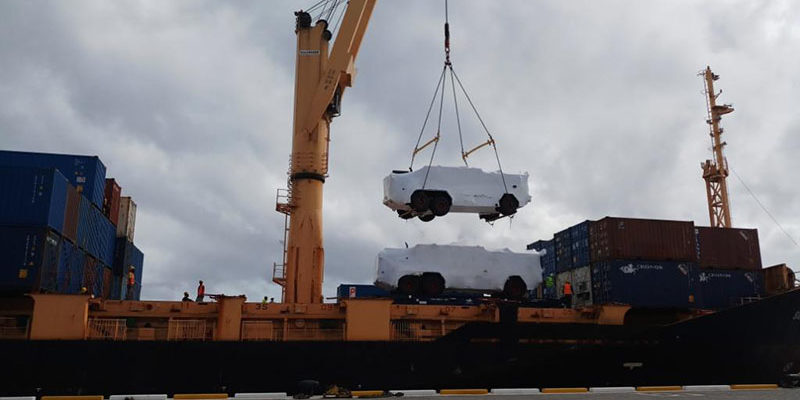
450 67 509 193
409 65 447 171
409 0 510 194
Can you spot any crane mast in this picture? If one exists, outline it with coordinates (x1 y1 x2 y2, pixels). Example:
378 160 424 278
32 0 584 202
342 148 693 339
700 66 734 228
274 0 376 304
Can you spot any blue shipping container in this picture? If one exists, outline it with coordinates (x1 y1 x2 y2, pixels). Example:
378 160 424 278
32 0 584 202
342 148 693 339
570 220 591 268
0 150 107 208
76 197 116 266
555 228 572 272
592 259 695 308
528 239 556 276
692 268 763 309
0 167 69 233
0 226 61 294
111 238 144 300
337 284 390 299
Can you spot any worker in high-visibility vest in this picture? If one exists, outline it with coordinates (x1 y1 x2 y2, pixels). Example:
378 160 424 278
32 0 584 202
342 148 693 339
126 266 136 300
563 281 573 308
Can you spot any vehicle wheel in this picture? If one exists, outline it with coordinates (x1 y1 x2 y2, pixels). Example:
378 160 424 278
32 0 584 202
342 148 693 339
430 193 452 217
410 190 430 212
498 193 520 216
397 275 421 295
418 214 435 222
421 272 445 297
503 276 527 300
397 210 414 220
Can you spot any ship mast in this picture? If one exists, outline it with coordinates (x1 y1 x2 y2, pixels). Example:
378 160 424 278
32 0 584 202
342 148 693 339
700 66 734 228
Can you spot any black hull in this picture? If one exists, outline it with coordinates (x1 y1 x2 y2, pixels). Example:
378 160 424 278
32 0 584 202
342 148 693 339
3 290 799 396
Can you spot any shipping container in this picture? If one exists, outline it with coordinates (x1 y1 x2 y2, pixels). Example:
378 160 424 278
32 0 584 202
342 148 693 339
82 256 101 297
337 284 390 299
591 259 694 308
762 264 796 296
62 184 80 243
64 245 86 294
554 228 572 272
0 167 69 233
590 217 696 263
0 226 61 294
691 268 762 309
76 197 116 266
103 178 121 226
571 265 593 307
570 220 591 268
116 196 137 241
0 150 107 207
528 239 556 277
695 227 762 270
111 238 144 300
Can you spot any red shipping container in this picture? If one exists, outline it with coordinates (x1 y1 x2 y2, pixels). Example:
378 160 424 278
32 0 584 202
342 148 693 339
590 217 696 262
696 227 762 270
103 178 121 226
102 266 113 299
762 264 795 296
62 185 80 243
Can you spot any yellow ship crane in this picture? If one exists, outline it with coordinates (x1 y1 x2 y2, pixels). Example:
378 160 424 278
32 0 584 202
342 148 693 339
700 66 734 228
274 0 376 304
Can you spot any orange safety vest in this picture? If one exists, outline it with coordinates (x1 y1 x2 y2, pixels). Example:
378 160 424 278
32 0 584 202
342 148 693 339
128 271 135 286
563 282 573 296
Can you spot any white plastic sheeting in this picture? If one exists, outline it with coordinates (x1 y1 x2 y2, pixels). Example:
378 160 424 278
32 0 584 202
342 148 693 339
375 244 542 291
383 166 531 215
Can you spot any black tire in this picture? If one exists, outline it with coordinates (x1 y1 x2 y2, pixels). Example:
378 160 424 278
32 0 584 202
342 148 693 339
430 193 452 217
421 272 445 297
410 190 430 212
503 276 527 299
498 193 520 216
397 210 414 220
397 275 421 295
418 214 435 222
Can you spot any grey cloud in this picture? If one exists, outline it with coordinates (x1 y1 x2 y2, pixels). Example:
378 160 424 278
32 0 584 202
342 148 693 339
1 0 798 301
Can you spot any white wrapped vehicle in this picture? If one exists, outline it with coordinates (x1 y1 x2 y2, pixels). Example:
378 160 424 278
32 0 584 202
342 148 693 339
375 244 542 299
383 166 531 222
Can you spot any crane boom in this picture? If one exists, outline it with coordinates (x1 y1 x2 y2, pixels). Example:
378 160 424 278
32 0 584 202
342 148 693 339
700 66 734 228
276 0 377 304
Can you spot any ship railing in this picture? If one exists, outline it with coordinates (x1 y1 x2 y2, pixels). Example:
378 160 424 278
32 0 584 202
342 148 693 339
0 317 29 340
88 318 128 340
391 320 465 341
167 319 214 341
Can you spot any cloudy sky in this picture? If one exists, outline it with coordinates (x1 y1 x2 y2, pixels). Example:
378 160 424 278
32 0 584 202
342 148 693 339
1 0 798 301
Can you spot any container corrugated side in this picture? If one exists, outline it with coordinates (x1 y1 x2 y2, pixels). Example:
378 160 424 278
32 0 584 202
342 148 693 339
62 184 80 242
65 245 86 294
111 238 144 300
554 228 572 272
0 150 107 207
0 167 69 233
0 226 61 294
695 227 762 270
692 268 762 309
528 239 556 277
116 196 136 241
77 196 116 266
762 264 795 296
570 220 591 268
590 217 696 262
591 259 695 308
103 178 121 226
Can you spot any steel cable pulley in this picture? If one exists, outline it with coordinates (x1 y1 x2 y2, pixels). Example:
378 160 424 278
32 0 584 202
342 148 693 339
409 0 510 194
